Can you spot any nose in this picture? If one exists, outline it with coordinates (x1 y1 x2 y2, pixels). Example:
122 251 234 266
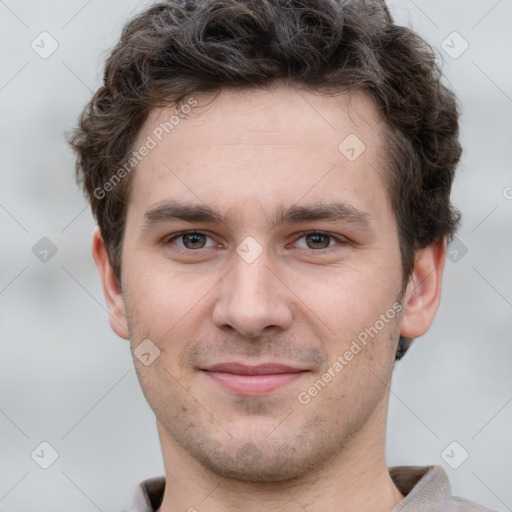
212 250 293 339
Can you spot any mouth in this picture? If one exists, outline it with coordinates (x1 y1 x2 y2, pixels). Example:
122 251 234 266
200 363 309 395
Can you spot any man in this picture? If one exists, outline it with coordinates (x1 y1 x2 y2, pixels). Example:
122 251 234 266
70 0 494 510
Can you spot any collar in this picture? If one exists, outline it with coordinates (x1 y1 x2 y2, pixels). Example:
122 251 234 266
124 465 451 512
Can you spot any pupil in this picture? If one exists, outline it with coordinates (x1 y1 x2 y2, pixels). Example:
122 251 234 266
308 234 329 249
184 233 205 248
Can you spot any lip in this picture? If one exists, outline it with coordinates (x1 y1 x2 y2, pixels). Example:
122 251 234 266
201 363 309 395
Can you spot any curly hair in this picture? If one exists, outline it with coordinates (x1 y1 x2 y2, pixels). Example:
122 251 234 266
69 0 462 359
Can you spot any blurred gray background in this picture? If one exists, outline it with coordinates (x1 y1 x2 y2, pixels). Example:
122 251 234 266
1 0 511 511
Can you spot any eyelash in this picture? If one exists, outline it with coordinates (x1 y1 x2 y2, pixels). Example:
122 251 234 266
164 230 347 252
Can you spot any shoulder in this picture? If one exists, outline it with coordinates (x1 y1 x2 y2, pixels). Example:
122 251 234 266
120 476 166 512
435 496 498 512
388 465 496 512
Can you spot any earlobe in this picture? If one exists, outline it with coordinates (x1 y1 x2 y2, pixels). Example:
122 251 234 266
400 238 447 339
91 227 130 340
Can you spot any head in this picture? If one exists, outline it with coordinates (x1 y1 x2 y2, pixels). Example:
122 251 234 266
70 0 461 482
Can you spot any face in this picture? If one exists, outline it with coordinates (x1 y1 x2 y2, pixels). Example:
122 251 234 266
100 87 414 482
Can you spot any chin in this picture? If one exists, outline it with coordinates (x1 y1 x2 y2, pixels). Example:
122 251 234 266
190 437 322 483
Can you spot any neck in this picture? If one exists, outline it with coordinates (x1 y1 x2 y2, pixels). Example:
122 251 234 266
155 398 404 512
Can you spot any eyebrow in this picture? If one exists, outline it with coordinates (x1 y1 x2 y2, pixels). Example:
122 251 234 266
142 200 372 231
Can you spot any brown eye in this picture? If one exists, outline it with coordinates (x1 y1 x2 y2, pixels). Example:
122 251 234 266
306 233 331 249
304 233 332 249
166 231 215 250
181 232 207 249
291 231 348 251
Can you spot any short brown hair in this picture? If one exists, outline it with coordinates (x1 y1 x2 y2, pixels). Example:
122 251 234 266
70 0 462 359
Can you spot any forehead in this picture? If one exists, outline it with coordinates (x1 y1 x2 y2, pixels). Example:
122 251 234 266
128 86 389 222
142 86 382 151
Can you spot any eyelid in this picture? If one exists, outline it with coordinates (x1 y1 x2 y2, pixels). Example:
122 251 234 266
164 230 349 251
289 230 349 250
164 230 218 248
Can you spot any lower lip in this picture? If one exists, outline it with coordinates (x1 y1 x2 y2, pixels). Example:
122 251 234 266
203 371 306 395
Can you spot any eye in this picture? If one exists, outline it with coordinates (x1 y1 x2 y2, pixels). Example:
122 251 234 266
292 232 345 250
165 231 217 250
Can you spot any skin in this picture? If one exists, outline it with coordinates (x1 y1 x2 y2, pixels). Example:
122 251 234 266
93 86 446 512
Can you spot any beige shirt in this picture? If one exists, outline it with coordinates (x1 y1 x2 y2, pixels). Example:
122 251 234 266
122 466 495 512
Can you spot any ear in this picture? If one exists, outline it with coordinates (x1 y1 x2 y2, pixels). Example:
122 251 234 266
91 227 130 339
400 238 447 339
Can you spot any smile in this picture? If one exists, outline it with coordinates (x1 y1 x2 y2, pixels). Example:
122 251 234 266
201 363 309 395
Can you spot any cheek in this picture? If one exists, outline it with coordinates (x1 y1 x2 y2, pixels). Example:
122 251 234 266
288 259 399 341
124 255 208 323
123 261 218 370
